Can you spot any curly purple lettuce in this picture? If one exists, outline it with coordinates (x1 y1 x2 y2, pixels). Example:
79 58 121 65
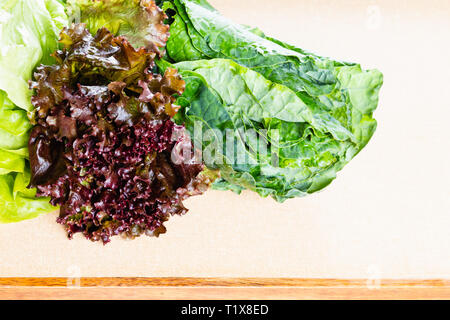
28 24 211 243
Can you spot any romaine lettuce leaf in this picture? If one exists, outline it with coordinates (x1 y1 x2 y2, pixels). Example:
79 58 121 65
0 0 68 223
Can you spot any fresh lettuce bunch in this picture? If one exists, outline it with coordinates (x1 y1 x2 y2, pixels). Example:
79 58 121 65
1 0 383 227
69 0 383 202
0 0 68 222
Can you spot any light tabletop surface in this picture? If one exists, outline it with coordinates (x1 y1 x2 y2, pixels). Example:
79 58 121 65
0 0 449 279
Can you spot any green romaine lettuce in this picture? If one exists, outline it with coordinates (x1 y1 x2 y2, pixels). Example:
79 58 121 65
158 0 383 201
0 0 68 223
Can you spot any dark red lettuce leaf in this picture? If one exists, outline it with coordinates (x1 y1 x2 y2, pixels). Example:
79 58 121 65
31 23 158 119
28 126 67 187
29 24 210 243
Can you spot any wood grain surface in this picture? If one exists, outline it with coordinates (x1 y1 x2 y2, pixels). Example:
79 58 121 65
0 278 449 300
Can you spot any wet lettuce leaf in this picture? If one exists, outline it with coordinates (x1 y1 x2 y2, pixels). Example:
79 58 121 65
0 0 68 223
0 0 67 111
158 0 383 201
67 0 170 55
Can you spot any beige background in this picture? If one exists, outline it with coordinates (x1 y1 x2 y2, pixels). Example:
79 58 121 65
0 0 449 279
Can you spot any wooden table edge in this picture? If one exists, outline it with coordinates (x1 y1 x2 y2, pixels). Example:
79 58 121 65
1 278 450 299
